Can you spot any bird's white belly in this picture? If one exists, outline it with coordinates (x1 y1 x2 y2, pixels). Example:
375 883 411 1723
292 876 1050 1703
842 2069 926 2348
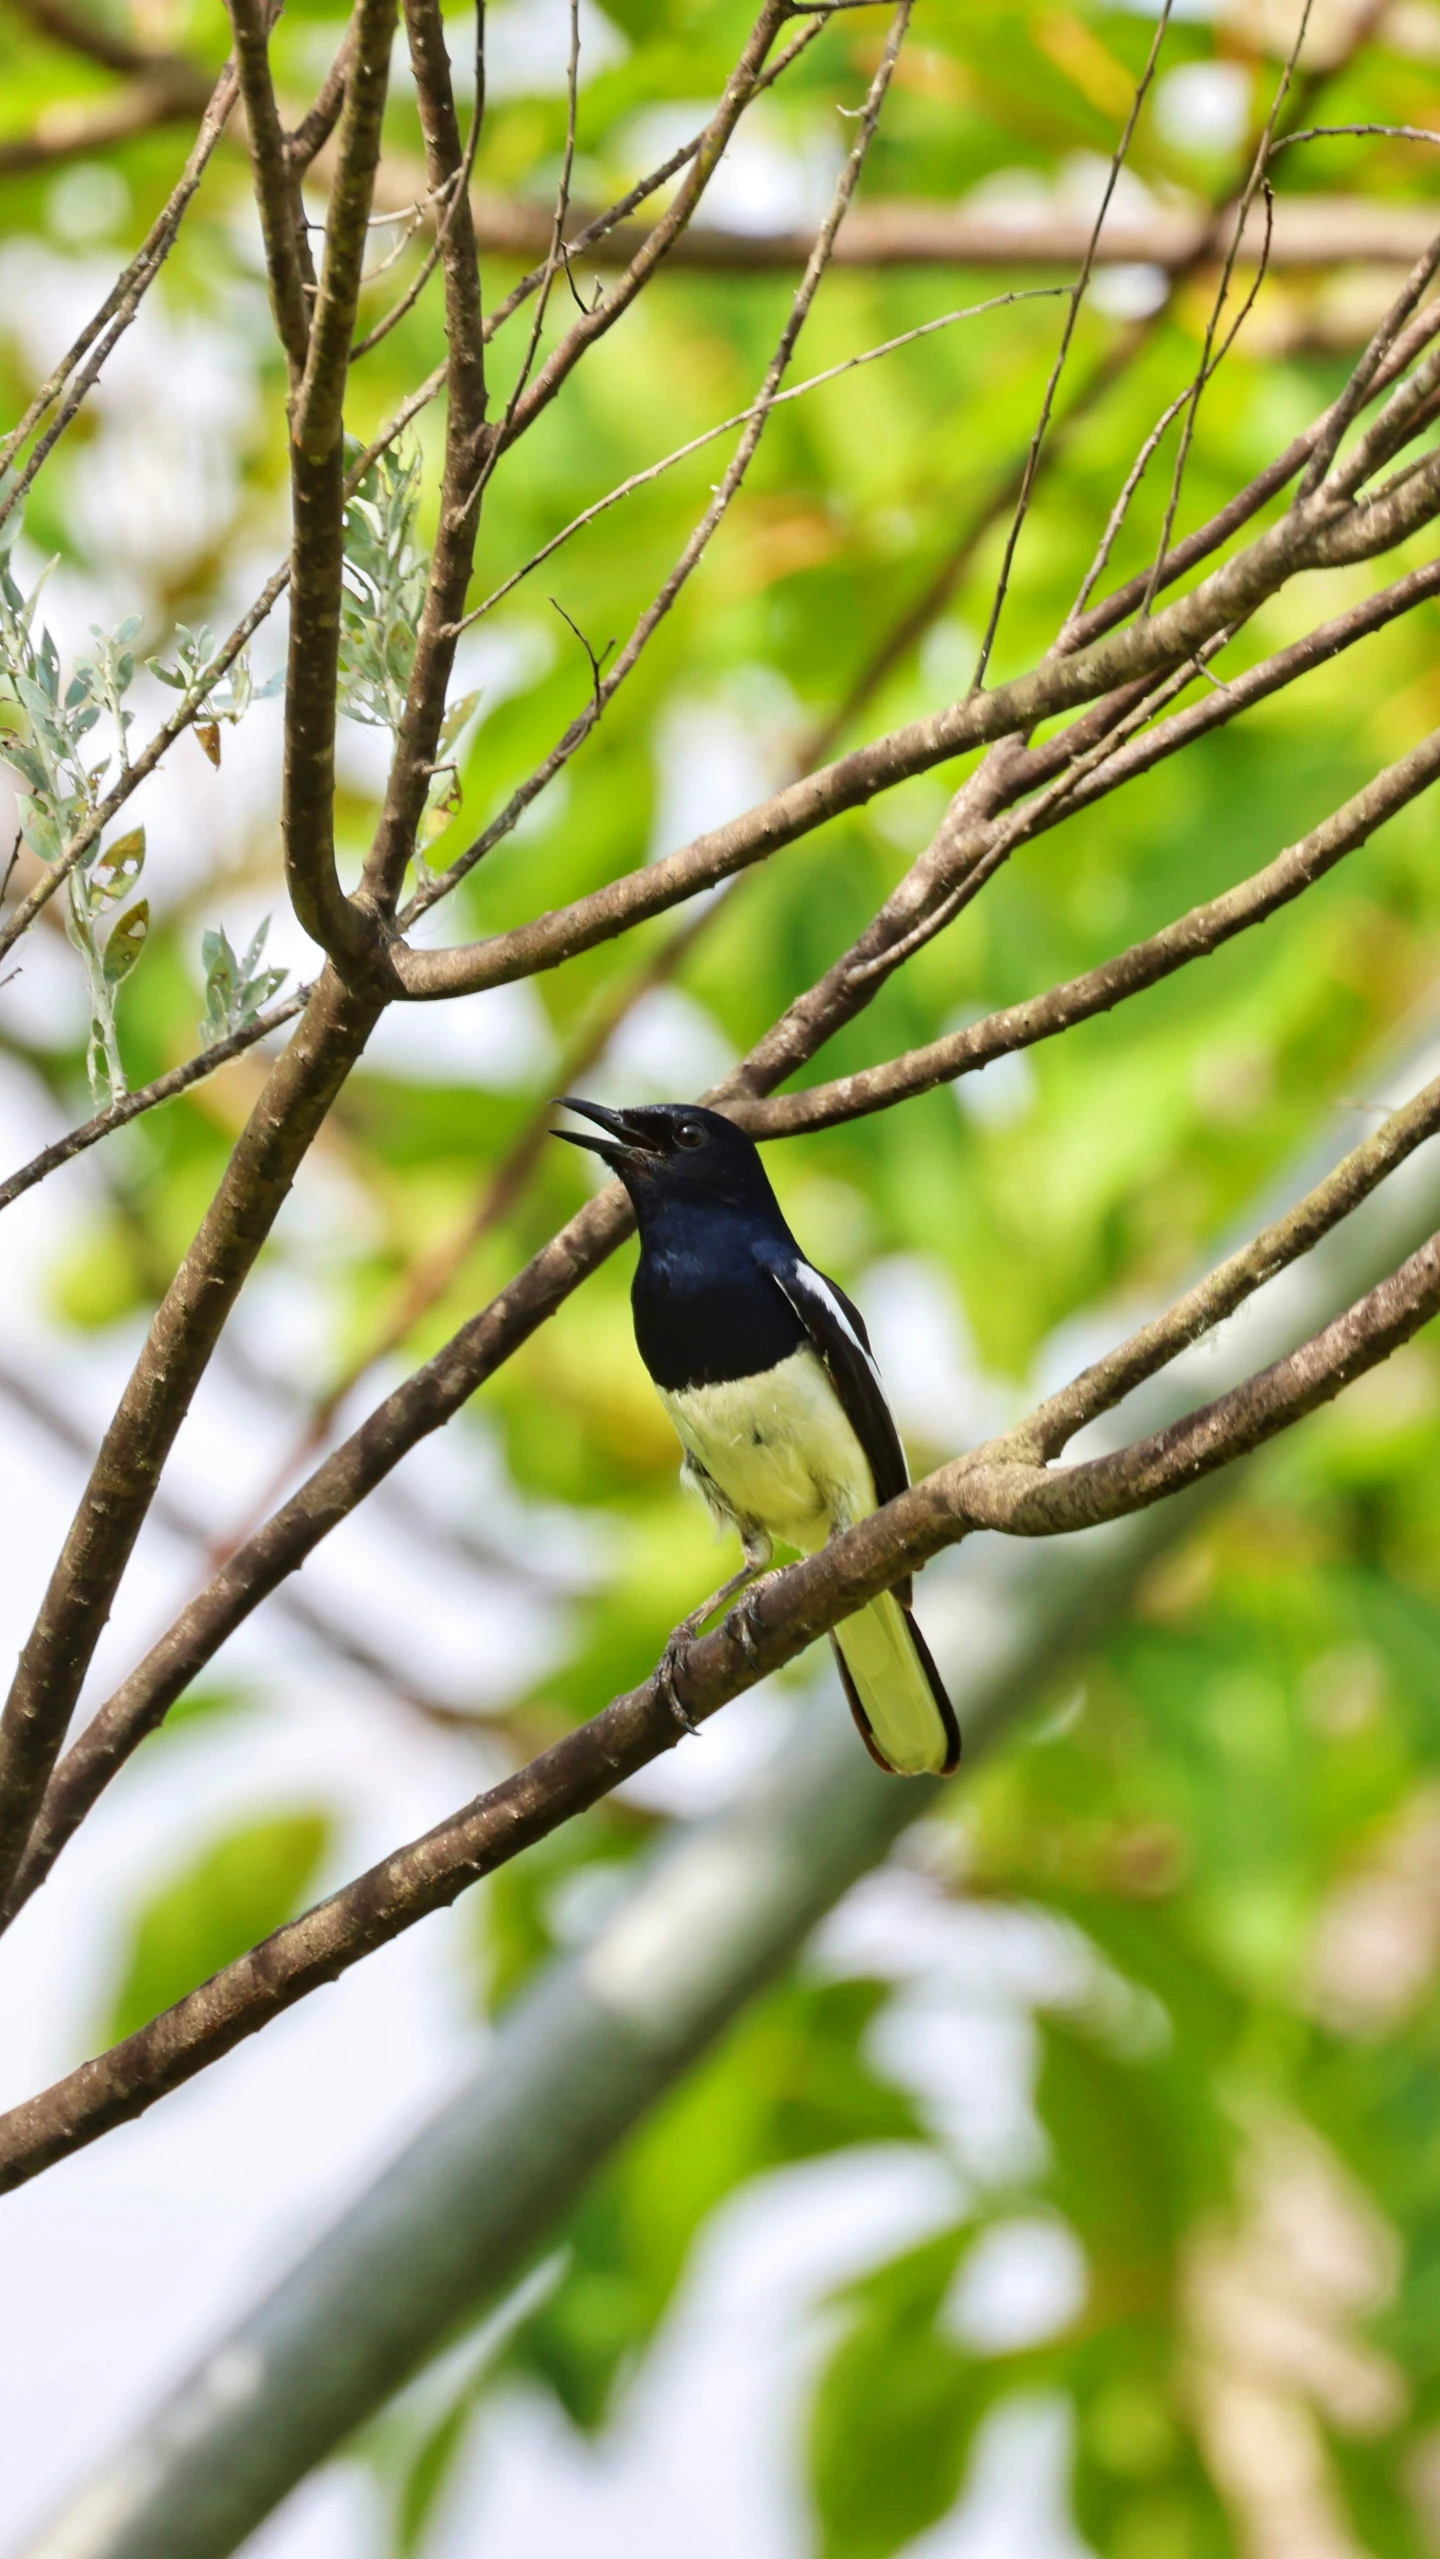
658 1347 876 1554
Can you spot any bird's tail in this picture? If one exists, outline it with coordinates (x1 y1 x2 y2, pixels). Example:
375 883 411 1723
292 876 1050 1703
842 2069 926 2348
830 1591 960 1777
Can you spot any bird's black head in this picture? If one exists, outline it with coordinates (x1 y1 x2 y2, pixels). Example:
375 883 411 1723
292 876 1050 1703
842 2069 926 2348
553 1097 782 1225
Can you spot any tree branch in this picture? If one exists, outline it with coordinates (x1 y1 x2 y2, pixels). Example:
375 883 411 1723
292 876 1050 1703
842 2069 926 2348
285 24 353 173
0 968 383 1910
6 1493 1212 2559
0 66 216 175
226 0 311 378
484 0 792 459
0 1352 487 1736
391 0 914 946
6 1074 1440 2192
0 60 240 507
744 718 1440 1135
272 0 400 976
446 190 1440 280
0 990 310 1216
388 413 1440 997
359 0 488 917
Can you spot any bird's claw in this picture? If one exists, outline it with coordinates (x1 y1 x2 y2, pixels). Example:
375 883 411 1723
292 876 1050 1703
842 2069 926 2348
732 1586 767 1675
657 1640 700 1737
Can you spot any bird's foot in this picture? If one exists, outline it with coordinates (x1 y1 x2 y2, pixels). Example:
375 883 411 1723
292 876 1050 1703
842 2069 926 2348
729 1576 776 1676
656 1636 701 1738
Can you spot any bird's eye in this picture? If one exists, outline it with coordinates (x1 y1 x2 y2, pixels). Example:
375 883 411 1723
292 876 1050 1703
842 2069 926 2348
675 1121 705 1150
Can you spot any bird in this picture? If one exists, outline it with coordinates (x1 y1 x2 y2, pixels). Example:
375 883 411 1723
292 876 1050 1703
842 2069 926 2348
553 1097 960 1777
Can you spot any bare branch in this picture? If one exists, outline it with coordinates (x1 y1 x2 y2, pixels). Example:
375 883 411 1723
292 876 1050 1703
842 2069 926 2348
0 62 240 510
0 966 384 1910
389 420 1440 997
0 991 309 1216
747 724 1440 1135
393 0 914 941
970 0 1176 693
227 0 312 378
0 64 216 177
0 1353 483 1734
449 191 1440 280
489 0 793 452
6 1162 1440 2191
8 0 190 76
1141 5 1317 615
358 0 489 919
447 290 1067 640
273 0 405 973
286 24 354 173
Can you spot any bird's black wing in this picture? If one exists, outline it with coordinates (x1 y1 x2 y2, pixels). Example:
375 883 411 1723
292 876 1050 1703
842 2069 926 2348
756 1241 911 1520
757 1240 959 1773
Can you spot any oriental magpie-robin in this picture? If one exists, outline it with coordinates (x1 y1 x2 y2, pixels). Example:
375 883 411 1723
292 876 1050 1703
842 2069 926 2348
554 1098 960 1777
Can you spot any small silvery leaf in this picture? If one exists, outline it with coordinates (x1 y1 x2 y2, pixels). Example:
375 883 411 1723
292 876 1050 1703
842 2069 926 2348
3 740 50 793
199 912 287 1047
16 795 60 863
237 914 272 984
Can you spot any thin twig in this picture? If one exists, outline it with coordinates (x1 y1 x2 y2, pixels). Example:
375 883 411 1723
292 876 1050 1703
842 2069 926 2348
1140 2 1317 613
752 725 1440 1133
403 1 915 930
447 289 1067 638
0 993 310 1216
1274 121 1440 151
7 1140 1440 2185
550 599 615 719
968 0 1176 693
462 0 583 525
0 61 241 527
1065 190 1275 639
352 129 475 357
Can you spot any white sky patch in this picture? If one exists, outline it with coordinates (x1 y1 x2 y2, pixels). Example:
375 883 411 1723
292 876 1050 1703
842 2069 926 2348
450 0 627 102
907 2396 1093 2559
422 2146 960 2559
620 100 844 235
860 1255 1014 1451
1089 263 1170 320
941 2217 1088 2355
366 976 559 1088
648 673 800 866
595 985 738 1099
1155 57 1254 153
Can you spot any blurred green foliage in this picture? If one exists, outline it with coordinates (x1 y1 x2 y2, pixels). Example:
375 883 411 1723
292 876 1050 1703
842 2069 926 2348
100 1808 332 2044
11 0 1440 2546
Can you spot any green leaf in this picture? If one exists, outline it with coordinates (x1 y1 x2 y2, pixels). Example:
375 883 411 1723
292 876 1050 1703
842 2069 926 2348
438 688 482 755
102 898 148 985
810 2225 993 2559
92 825 145 905
101 1809 333 2045
500 1973 921 2431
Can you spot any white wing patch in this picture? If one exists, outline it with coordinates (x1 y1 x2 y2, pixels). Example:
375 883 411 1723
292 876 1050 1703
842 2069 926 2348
787 1260 887 1397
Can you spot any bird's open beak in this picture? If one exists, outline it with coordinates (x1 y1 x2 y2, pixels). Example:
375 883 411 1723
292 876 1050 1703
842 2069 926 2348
551 1096 672 1171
